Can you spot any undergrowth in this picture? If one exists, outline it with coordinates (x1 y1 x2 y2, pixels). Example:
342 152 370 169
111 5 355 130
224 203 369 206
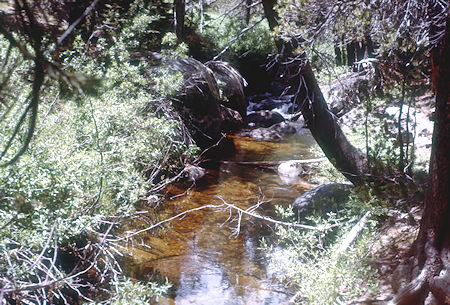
0 1 196 303
263 194 387 304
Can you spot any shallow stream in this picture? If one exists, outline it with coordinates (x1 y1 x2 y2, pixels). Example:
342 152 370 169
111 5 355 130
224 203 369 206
122 130 318 304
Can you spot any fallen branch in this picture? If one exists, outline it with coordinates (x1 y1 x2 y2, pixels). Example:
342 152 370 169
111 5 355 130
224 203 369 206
335 211 371 256
220 157 327 167
107 204 219 242
110 192 344 243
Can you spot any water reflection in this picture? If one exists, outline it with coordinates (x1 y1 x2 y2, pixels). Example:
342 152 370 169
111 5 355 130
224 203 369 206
125 132 317 304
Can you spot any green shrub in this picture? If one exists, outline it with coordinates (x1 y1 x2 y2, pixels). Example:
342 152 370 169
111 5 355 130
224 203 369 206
202 14 276 59
0 4 196 302
108 277 171 305
263 198 381 304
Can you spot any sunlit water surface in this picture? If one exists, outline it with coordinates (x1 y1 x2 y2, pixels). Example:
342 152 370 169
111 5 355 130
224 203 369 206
123 131 317 304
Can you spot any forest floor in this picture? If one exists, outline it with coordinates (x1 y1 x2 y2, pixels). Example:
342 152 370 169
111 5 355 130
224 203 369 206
369 203 422 302
352 92 434 303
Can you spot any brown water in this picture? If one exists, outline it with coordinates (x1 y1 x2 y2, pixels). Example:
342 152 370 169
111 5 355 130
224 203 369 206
125 131 317 304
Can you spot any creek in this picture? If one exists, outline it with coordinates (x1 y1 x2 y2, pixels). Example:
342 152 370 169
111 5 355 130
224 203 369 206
123 96 318 304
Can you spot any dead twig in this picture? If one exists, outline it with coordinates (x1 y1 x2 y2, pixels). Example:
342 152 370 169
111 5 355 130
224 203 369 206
216 196 344 233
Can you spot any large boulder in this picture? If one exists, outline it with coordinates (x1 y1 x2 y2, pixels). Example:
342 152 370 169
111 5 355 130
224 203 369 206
205 61 248 118
241 122 297 141
322 70 379 117
171 58 244 149
245 110 285 128
292 183 353 221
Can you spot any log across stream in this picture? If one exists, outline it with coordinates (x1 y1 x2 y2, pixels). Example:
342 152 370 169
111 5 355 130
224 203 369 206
122 131 318 304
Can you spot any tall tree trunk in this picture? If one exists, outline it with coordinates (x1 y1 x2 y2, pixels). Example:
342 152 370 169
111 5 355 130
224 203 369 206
262 0 278 31
393 8 450 305
347 41 356 67
366 35 375 58
334 43 343 66
174 0 185 41
356 41 364 62
245 0 252 25
262 0 285 53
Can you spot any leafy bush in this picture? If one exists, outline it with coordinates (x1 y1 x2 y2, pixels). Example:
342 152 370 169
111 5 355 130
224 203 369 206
262 198 381 304
106 277 171 305
202 14 276 59
0 3 197 302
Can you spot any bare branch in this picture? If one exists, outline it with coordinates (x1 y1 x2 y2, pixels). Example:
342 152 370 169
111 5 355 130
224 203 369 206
108 204 218 242
53 0 101 51
335 211 371 256
216 196 346 231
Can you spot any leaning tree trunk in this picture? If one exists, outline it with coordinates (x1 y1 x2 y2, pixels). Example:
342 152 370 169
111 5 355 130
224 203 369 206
262 0 368 186
285 57 368 186
245 0 252 25
392 9 450 305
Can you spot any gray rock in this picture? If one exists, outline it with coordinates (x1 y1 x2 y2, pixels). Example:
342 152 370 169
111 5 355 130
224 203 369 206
242 121 297 140
184 164 206 181
171 58 244 149
245 110 285 128
292 183 353 221
391 263 412 292
219 104 245 133
322 70 379 117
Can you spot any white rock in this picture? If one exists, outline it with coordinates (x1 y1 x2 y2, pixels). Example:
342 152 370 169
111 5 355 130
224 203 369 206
278 160 303 177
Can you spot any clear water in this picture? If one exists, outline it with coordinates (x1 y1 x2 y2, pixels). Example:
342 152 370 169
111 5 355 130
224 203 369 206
123 132 317 304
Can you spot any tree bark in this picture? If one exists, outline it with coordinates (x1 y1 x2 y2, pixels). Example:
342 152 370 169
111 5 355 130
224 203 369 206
174 0 185 41
262 0 285 53
393 8 450 305
347 41 356 67
245 0 252 25
262 0 279 31
334 43 343 66
285 58 368 186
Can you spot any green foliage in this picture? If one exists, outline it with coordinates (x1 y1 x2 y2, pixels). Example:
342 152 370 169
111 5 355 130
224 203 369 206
263 198 382 304
85 277 171 305
0 3 197 302
108 277 171 305
315 64 350 88
274 0 431 92
202 15 276 58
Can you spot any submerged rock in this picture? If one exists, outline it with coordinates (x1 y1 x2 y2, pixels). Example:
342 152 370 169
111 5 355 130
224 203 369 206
184 164 206 181
278 160 304 177
292 183 353 221
277 160 305 184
